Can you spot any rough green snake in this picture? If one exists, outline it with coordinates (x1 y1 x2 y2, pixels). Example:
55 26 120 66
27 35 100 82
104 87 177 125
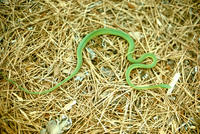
0 28 170 95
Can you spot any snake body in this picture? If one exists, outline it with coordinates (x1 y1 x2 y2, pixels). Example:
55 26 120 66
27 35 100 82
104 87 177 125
1 28 170 94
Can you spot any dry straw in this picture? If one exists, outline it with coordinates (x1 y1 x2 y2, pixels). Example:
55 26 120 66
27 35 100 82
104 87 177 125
0 0 199 133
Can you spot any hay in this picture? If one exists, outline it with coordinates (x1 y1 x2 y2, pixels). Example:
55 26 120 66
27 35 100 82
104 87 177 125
0 0 199 133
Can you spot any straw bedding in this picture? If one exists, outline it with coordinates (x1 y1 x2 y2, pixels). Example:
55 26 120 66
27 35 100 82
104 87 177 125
0 0 199 133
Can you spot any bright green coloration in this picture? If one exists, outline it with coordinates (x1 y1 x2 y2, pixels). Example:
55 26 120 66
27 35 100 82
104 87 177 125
0 28 170 95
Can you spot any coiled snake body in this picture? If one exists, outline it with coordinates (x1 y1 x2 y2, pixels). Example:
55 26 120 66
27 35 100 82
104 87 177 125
1 28 170 94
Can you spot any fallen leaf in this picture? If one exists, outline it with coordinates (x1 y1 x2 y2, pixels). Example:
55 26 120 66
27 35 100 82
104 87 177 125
128 2 135 9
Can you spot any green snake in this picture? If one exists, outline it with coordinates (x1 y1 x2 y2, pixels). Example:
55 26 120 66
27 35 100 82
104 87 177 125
0 28 170 95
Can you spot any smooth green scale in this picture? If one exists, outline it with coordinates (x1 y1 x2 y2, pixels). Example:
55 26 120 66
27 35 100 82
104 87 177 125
0 28 170 94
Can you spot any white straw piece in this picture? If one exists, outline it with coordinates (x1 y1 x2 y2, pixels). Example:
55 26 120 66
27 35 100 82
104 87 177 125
167 73 180 95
